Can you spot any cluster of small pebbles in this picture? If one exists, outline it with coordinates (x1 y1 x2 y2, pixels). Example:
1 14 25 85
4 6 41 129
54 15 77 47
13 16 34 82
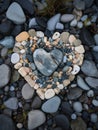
11 30 85 100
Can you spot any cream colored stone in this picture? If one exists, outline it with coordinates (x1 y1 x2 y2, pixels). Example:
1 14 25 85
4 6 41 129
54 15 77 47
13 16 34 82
28 29 36 37
54 88 60 94
69 35 76 44
18 67 27 77
69 74 75 81
16 31 29 42
34 84 40 89
52 32 60 40
57 84 64 89
73 39 82 46
20 49 25 54
71 65 80 75
60 32 70 43
36 88 45 100
63 79 70 87
75 45 85 53
14 62 22 69
44 36 47 43
45 89 55 99
24 75 35 87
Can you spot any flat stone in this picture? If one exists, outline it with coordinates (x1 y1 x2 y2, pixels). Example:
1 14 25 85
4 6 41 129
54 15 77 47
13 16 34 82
28 110 46 130
11 53 20 64
0 114 15 130
73 0 85 10
73 101 83 112
16 31 29 42
45 89 55 99
0 36 14 49
85 77 98 89
77 76 90 90
87 90 94 97
61 14 74 23
71 117 87 130
6 2 26 24
67 87 82 100
33 48 63 76
4 97 18 110
22 83 34 100
81 60 98 77
47 13 61 31
56 22 64 30
60 32 70 43
41 96 61 113
28 29 36 37
77 21 83 29
0 64 11 88
14 62 22 69
93 46 98 52
75 45 85 53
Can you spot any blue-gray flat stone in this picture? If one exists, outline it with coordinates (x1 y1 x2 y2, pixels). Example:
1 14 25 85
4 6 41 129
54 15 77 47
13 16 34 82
33 48 63 76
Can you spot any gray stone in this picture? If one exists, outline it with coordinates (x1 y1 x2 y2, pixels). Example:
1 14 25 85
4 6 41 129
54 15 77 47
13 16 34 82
73 0 85 10
33 48 63 76
28 110 46 130
6 2 26 24
0 64 11 88
67 87 82 100
0 114 15 130
0 36 14 48
94 34 98 45
29 18 38 28
71 117 87 130
31 96 42 109
47 13 61 31
84 0 94 8
22 83 34 100
85 77 98 89
93 46 98 52
91 113 98 123
61 14 74 23
73 101 83 112
81 60 98 77
56 22 64 30
4 97 18 110
41 96 61 113
1 47 8 58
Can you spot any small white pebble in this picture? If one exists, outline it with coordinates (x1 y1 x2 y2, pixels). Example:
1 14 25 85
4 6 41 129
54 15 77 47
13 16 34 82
71 113 77 120
87 90 94 97
17 123 23 129
52 32 60 40
10 86 15 91
11 53 20 64
77 21 83 29
63 56 67 63
36 31 44 38
20 49 25 54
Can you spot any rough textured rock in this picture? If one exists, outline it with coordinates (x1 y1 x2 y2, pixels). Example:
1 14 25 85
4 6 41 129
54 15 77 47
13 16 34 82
33 49 63 76
0 64 11 88
28 110 46 130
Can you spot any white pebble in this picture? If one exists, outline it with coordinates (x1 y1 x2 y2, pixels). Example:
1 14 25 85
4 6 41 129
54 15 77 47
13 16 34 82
17 123 23 129
71 113 77 120
87 90 94 97
77 21 83 29
45 89 55 99
11 53 20 64
91 113 98 123
71 65 80 75
57 84 64 89
36 31 44 38
70 19 77 27
20 49 25 54
73 101 83 112
92 99 98 106
75 45 85 53
52 32 60 40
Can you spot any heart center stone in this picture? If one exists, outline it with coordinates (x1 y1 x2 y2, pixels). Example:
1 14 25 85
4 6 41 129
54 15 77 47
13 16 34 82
33 48 63 76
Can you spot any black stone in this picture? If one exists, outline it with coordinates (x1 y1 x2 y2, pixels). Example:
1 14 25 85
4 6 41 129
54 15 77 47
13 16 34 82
82 111 90 122
15 0 34 15
84 51 93 61
45 29 53 38
0 20 14 36
92 51 98 63
36 17 47 28
80 28 95 46
0 0 11 14
11 25 23 37
30 25 45 32
0 114 15 130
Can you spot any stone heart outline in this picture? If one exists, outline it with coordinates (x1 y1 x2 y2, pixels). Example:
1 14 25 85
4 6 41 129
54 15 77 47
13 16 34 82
12 30 85 100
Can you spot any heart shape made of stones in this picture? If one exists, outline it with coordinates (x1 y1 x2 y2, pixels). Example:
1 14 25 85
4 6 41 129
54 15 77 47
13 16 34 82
33 48 63 76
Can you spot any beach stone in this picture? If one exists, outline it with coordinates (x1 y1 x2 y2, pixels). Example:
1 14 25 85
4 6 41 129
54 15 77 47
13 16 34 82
6 2 26 24
73 101 83 112
85 77 98 89
0 114 15 130
4 97 18 110
56 22 64 30
70 19 77 27
93 46 98 52
0 36 14 48
87 90 94 97
81 60 98 77
60 32 70 43
45 89 55 99
33 48 63 76
47 13 61 31
73 0 85 10
91 113 98 123
92 99 98 106
52 32 60 40
1 47 8 58
77 21 83 29
28 110 46 130
36 31 44 38
84 0 94 8
11 53 20 64
71 65 80 75
42 96 61 113
94 34 98 45
14 62 22 69
28 29 36 37
71 117 87 130
75 45 85 53
36 17 47 28
16 31 29 42
61 14 74 23
0 64 11 88
29 18 38 28
11 25 23 37
0 0 11 14
69 35 76 44
22 83 34 100
67 87 82 100
55 114 70 130
77 76 90 90
31 96 42 109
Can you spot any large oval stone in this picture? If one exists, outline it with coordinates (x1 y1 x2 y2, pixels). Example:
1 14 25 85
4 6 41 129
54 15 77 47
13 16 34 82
33 48 63 76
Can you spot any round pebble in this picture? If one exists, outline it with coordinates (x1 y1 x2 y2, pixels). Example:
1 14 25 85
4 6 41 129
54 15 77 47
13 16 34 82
69 35 76 44
87 90 94 97
73 101 83 112
45 89 55 99
11 53 20 64
36 31 44 37
75 45 85 53
57 84 64 89
71 113 77 120
17 123 23 129
52 32 60 40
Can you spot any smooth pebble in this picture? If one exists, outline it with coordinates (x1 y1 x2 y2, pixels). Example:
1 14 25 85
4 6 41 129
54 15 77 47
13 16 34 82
11 53 20 64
